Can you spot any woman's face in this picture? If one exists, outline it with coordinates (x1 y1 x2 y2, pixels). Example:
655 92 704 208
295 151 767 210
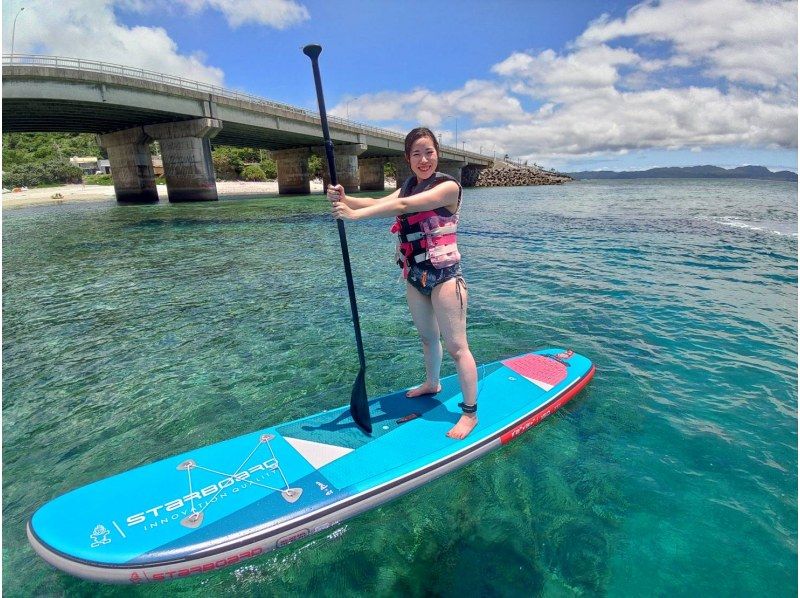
407 136 438 180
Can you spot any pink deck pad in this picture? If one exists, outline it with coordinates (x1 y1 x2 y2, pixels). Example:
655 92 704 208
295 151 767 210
503 353 567 387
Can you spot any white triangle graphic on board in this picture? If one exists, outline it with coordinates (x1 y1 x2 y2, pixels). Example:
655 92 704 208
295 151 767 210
283 436 354 469
521 376 554 392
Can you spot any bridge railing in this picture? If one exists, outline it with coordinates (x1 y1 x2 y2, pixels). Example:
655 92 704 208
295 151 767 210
3 54 491 163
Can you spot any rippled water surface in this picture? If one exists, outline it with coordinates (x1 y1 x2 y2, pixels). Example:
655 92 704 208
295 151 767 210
3 179 797 596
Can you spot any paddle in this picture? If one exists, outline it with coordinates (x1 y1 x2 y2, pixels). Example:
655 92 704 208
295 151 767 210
303 44 372 435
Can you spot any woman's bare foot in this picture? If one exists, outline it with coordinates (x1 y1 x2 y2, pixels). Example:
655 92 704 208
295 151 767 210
406 382 442 398
446 413 478 439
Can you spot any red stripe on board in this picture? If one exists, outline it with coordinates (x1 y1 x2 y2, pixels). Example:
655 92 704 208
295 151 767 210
500 365 595 445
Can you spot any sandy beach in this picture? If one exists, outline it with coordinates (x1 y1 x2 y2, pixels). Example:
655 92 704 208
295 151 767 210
2 179 334 209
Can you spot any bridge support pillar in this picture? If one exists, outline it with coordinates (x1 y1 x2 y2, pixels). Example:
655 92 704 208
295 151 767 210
270 148 311 195
389 157 413 189
98 128 159 204
358 157 386 191
145 118 222 202
316 143 367 193
438 161 467 184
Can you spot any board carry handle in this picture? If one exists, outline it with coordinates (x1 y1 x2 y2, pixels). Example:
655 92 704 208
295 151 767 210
303 43 372 435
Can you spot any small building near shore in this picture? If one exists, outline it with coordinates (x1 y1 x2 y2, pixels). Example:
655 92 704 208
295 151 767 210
70 156 99 174
96 156 163 176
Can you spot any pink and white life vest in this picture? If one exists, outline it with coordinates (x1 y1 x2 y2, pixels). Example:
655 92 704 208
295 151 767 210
390 172 462 278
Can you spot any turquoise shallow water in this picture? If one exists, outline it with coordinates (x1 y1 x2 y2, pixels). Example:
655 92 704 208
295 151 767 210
3 179 797 596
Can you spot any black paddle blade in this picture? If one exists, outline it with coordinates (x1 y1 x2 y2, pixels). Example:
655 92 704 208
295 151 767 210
350 367 372 434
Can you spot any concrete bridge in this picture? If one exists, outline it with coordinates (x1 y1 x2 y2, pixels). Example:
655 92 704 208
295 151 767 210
2 54 492 203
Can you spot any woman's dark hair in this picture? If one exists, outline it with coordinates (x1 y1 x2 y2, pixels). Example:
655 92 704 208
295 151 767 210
404 127 440 159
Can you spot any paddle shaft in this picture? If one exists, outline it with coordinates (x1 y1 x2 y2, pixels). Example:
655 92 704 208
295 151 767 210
303 44 371 434
304 49 366 371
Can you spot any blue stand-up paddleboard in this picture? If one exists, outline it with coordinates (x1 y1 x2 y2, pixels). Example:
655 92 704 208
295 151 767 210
29 46 595 584
28 348 594 583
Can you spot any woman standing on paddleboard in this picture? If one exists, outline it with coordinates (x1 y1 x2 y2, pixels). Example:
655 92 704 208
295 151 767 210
327 127 479 440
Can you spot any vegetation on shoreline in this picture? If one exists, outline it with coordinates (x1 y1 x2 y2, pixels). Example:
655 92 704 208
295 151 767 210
2 132 103 165
211 146 278 181
3 160 84 188
83 173 113 185
2 133 97 187
2 132 280 187
3 132 398 188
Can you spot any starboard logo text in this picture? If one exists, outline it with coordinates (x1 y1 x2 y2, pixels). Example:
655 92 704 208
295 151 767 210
129 547 264 583
127 459 279 527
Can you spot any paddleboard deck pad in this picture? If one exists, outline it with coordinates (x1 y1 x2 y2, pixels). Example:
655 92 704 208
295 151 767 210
28 348 594 583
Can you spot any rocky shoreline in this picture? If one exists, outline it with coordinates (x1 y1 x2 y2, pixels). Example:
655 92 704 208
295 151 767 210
465 160 573 187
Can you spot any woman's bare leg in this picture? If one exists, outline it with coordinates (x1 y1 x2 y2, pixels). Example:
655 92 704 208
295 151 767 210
432 278 478 439
405 283 443 397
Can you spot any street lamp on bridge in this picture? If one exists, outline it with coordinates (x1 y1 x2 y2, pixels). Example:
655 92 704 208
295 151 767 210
11 7 25 60
444 115 458 148
345 97 359 120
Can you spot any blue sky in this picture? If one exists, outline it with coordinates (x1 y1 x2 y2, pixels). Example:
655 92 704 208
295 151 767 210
3 0 797 172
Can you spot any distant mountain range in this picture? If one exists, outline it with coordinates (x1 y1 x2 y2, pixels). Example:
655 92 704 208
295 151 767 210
567 165 797 181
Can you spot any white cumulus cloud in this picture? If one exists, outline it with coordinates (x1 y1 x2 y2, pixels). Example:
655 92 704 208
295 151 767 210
173 0 310 29
331 80 528 128
2 0 311 84
576 0 797 89
492 45 649 102
2 1 224 83
355 0 797 166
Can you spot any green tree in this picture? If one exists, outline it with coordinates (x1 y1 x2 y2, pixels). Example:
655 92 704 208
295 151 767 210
84 173 113 185
212 146 243 180
308 154 323 179
241 164 267 181
260 157 277 179
236 147 261 162
2 133 104 167
2 159 84 188
210 145 273 180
